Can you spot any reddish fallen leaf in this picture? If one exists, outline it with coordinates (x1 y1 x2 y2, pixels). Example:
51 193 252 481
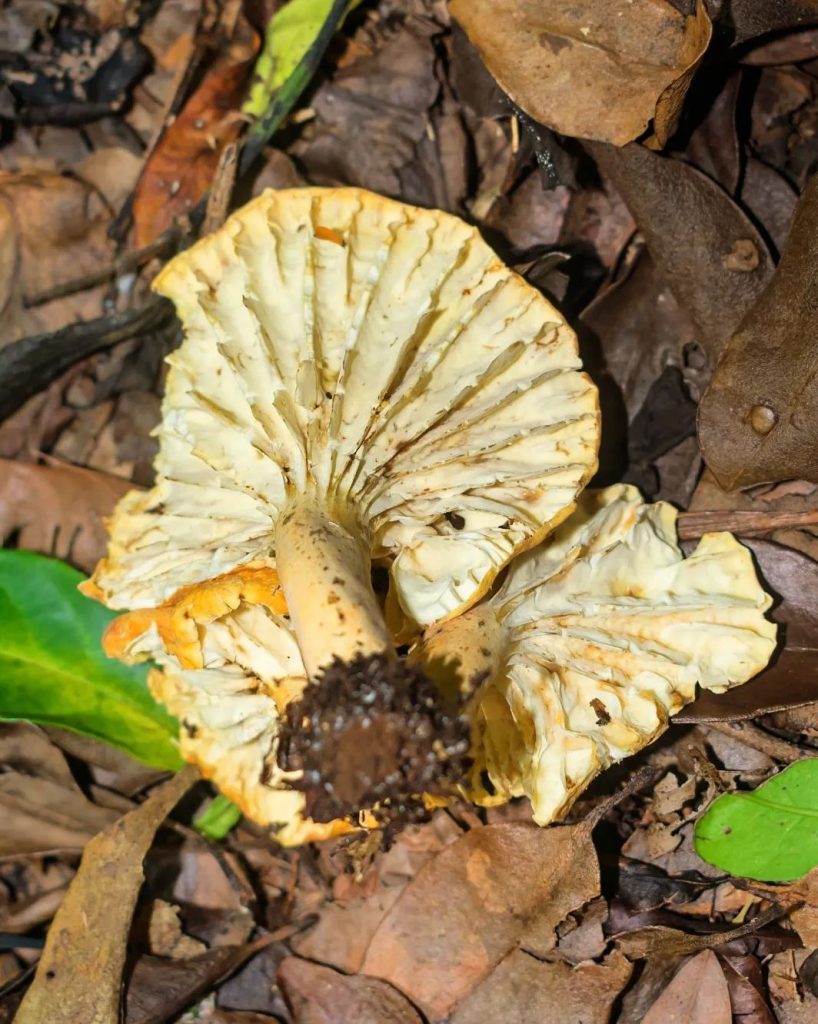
449 949 631 1024
361 822 599 1021
587 141 774 362
450 0 712 147
642 950 732 1024
721 954 776 1024
0 458 134 573
278 957 424 1024
132 18 258 247
698 173 818 489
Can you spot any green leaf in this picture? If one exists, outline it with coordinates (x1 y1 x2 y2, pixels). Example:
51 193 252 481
193 794 242 841
243 0 362 117
695 759 818 882
0 550 182 770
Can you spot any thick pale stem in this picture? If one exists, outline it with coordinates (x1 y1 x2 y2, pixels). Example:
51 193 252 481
274 500 391 677
416 605 506 701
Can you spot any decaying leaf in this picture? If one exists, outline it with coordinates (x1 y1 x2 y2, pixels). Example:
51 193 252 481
361 821 599 1020
132 16 258 247
0 458 133 573
278 957 425 1024
696 758 818 882
698 173 818 489
0 722 119 857
0 171 113 342
641 950 732 1024
588 142 774 362
449 949 631 1024
13 767 196 1024
450 0 712 147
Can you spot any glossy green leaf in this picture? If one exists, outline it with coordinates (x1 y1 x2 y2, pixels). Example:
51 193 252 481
695 759 818 882
193 794 242 841
243 0 361 117
0 550 182 770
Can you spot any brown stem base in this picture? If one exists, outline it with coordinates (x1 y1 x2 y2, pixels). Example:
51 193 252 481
276 652 471 824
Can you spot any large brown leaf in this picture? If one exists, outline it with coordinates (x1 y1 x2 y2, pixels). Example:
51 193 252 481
677 540 818 722
449 950 631 1024
698 173 818 489
642 950 732 1024
450 0 712 147
361 822 599 1021
278 958 425 1024
588 142 774 361
13 768 196 1024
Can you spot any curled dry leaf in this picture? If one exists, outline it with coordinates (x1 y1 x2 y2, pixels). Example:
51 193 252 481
13 767 196 1024
0 458 133 573
587 142 774 362
360 821 599 1021
698 173 818 489
278 957 425 1024
450 0 712 147
642 950 732 1024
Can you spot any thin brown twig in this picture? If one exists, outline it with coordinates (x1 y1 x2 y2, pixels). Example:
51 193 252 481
677 508 818 540
22 229 181 308
705 720 806 763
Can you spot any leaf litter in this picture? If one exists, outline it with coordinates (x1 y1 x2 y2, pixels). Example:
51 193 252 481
3 0 818 1022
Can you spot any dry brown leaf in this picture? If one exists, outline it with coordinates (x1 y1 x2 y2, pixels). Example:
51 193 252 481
124 947 263 1024
698 173 818 489
361 822 599 1021
0 723 119 857
0 171 112 343
13 767 196 1024
0 458 134 573
450 0 712 147
721 954 776 1024
278 958 425 1024
449 949 631 1024
642 950 732 1023
132 18 257 247
588 141 774 362
767 949 818 1024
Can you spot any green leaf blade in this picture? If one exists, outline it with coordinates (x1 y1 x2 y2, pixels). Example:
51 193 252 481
695 759 818 882
0 550 182 770
243 0 361 118
193 794 242 841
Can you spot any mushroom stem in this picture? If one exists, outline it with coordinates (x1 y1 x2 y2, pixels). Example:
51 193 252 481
418 605 506 700
274 499 391 677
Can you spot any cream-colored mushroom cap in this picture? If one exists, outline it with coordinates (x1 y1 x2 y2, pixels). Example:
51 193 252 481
86 188 599 667
416 485 777 825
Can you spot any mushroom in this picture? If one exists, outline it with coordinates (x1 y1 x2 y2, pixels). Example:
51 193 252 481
415 485 777 824
85 186 600 818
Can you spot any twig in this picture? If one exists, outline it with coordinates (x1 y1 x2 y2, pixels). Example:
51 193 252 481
22 229 181 308
705 720 806 763
0 299 173 422
203 142 240 234
678 508 818 539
